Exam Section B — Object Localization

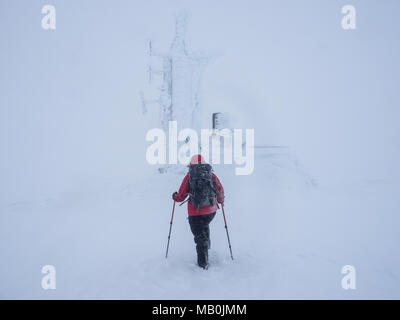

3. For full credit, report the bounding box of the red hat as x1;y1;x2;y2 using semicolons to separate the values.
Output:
190;154;206;165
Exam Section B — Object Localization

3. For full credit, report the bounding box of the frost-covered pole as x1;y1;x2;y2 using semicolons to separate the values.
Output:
141;12;212;171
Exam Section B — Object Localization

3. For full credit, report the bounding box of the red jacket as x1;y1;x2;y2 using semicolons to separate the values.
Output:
173;173;225;216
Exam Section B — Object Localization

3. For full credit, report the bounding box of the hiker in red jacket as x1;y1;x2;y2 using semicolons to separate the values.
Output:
172;154;224;269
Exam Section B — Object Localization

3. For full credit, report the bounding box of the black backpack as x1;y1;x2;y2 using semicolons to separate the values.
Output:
188;163;217;212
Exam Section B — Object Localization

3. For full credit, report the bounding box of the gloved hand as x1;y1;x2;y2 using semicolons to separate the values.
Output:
172;192;177;201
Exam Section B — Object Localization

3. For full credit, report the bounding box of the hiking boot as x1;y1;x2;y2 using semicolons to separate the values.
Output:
197;247;209;269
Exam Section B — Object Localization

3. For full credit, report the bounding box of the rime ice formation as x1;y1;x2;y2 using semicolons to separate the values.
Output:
141;13;211;136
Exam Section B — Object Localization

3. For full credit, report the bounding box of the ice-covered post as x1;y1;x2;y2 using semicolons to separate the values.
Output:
141;12;213;171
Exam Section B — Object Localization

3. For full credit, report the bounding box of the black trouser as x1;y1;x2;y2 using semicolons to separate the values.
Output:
188;212;216;267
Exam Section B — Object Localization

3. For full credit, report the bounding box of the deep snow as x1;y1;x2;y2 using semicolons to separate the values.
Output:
1;0;400;299
1;150;399;299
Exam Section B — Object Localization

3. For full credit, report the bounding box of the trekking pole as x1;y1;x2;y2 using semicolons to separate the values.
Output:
221;203;234;260
165;200;176;259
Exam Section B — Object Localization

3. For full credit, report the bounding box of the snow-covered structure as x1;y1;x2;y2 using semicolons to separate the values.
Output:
141;12;211;137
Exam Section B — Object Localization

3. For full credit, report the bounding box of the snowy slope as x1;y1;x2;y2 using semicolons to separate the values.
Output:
1;150;399;299
1;0;400;299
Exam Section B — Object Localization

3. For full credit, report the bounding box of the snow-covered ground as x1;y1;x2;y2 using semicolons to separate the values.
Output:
1;0;400;299
1;151;399;299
